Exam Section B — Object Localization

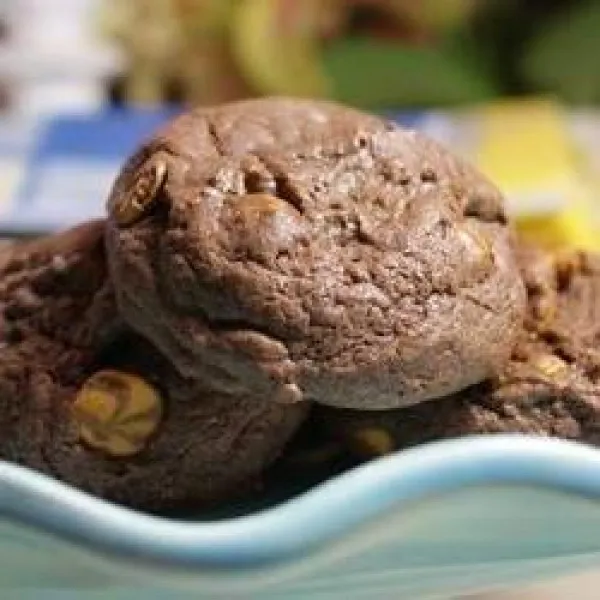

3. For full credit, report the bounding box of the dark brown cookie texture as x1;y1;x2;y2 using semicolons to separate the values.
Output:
0;220;115;470
47;331;307;511
105;97;525;410
0;220;306;511
317;246;600;457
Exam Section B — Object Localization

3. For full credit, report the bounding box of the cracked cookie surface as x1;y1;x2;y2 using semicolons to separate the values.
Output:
106;97;526;410
317;245;600;454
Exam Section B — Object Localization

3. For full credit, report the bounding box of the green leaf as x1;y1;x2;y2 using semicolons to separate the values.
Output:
522;1;600;104
322;37;497;109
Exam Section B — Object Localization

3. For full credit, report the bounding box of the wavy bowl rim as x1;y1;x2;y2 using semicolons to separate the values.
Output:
2;434;600;569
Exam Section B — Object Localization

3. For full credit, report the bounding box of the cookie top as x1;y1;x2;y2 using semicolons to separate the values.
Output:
105;97;525;409
317;246;600;455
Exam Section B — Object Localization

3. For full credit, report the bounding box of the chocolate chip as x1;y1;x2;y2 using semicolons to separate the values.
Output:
420;168;437;183
354;134;369;149
244;170;277;195
4;323;23;343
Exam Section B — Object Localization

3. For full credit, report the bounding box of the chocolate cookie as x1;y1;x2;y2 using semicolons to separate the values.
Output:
105;97;525;410
317;246;600;456
0;221;307;510
0;220;116;468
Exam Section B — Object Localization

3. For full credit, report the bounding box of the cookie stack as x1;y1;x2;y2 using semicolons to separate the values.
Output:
1;98;598;511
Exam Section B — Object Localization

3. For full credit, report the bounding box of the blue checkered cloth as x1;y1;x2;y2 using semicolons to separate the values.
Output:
0;108;436;234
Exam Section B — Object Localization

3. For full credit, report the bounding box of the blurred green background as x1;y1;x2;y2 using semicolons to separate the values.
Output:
95;0;600;109
3;0;600;112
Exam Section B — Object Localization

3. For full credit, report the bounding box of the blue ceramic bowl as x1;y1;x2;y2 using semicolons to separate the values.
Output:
2;434;600;599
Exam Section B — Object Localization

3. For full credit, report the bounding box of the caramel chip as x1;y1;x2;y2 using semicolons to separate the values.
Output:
113;159;167;226
72;370;163;457
350;427;395;457
532;354;569;382
234;193;288;217
456;223;494;270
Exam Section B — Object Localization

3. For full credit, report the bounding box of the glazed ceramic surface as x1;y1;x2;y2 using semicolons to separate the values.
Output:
2;435;600;599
